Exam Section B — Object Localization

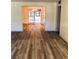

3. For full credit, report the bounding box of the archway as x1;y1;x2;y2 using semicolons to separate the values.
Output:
22;6;45;32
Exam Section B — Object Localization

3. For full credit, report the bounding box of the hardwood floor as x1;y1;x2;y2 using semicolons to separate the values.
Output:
23;24;45;32
11;25;68;59
11;31;67;59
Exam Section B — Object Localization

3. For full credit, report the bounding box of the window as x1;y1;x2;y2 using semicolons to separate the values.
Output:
29;11;34;17
29;9;41;24
29;11;34;23
35;11;40;17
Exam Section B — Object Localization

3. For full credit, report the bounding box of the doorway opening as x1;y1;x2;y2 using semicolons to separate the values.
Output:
22;6;45;32
57;6;61;34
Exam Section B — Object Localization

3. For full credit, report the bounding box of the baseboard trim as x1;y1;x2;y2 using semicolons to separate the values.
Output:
11;31;23;32
44;31;59;34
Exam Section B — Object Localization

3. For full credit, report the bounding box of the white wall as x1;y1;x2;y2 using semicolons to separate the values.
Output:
11;4;23;31
60;0;68;42
11;2;57;31
45;3;57;31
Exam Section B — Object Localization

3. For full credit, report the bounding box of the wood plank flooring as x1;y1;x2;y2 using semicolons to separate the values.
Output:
23;24;45;32
11;31;67;59
11;24;67;59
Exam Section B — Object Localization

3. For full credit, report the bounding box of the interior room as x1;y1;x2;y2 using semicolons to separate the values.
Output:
11;0;68;59
22;6;45;31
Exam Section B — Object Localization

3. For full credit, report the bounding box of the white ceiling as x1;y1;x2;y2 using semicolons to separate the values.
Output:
11;0;59;2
